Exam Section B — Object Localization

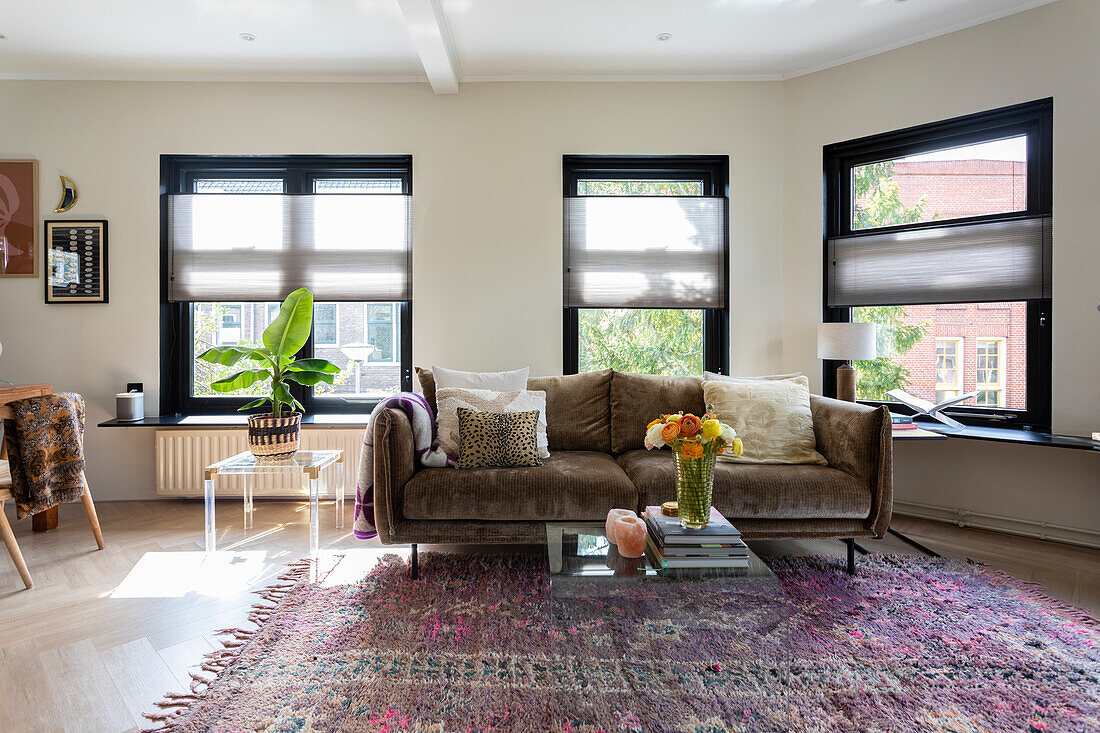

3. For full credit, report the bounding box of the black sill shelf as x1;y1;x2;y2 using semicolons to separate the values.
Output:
98;414;371;428
916;422;1100;452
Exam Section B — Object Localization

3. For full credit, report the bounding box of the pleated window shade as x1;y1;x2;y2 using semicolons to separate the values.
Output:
827;216;1051;307
563;196;728;309
167;193;411;302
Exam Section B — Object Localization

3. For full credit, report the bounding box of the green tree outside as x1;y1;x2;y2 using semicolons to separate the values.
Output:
579;308;703;375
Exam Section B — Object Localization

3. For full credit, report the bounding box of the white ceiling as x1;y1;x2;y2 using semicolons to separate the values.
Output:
0;0;1060;87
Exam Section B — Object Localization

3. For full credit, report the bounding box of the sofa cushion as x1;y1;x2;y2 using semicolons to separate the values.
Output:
616;449;871;520
528;370;612;453
610;372;705;454
403;451;636;521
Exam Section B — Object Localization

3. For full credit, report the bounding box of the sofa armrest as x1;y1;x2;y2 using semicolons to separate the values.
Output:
810;395;893;537
372;407;418;544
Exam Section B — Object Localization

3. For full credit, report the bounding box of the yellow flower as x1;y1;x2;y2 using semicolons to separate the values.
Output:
700;419;720;442
646;418;662;430
665;414;682;423
732;438;744;456
680;441;704;459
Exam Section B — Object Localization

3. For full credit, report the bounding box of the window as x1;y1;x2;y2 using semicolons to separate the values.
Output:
824;100;1052;429
562;156;729;376
935;338;962;402
853;304;1028;410
852;136;1027;230
365;304;398;363
313;303;338;346
976;337;1006;407
217;305;243;345
161;156;412;414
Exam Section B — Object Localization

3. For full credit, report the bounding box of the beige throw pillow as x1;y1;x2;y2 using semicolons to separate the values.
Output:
703;379;827;465
703;371;805;383
436;387;549;460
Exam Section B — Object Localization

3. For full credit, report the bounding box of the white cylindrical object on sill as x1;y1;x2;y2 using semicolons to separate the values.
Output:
817;322;877;361
116;392;144;422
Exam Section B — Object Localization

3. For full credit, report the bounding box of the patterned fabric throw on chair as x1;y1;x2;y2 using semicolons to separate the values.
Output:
3;393;88;518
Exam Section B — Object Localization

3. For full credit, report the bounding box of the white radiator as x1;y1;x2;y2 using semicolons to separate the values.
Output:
155;428;364;498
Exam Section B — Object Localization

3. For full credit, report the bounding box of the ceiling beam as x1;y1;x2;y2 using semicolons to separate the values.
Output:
396;0;460;94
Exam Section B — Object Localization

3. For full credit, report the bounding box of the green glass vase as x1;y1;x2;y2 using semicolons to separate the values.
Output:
674;450;716;529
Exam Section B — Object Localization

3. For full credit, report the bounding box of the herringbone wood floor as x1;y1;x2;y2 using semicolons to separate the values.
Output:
1;500;1097;733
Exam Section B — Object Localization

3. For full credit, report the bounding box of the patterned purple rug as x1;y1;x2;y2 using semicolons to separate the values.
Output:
146;553;1099;732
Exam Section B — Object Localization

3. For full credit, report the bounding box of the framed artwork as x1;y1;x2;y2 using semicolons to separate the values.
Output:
0;159;39;277
45;220;108;303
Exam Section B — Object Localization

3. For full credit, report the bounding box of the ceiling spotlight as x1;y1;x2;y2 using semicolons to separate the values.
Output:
656;32;672;42
238;32;257;42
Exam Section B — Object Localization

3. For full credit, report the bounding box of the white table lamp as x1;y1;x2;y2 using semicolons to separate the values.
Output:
818;323;877;402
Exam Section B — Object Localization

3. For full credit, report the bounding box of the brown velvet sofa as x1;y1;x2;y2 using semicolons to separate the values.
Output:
372;370;892;562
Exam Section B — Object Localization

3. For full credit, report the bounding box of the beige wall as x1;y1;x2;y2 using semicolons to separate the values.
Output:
0;0;1095;538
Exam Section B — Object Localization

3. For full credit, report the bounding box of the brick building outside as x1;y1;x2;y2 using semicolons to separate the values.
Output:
855;149;1029;409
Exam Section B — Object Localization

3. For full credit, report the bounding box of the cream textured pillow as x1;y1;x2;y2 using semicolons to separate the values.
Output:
436;387;549;460
703;379;827;465
703;371;806;384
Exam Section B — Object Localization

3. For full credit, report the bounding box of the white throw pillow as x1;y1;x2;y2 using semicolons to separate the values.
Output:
436;387;549;460
432;365;530;392
703;379;827;465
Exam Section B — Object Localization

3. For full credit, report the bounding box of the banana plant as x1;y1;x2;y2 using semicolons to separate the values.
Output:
197;288;341;417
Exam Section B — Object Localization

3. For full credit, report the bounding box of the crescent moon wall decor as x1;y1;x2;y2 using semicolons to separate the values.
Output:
54;175;77;213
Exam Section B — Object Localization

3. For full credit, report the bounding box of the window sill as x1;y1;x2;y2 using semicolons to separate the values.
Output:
912;422;1099;452
97;414;371;428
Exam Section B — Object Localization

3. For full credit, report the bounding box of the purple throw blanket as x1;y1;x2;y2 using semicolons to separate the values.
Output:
354;392;450;540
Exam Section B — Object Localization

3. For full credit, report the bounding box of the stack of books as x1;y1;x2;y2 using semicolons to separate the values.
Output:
642;505;749;569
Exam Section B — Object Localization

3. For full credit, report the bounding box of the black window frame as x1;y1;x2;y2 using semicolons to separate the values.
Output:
822;99;1052;430
562;155;730;376
160;155;413;416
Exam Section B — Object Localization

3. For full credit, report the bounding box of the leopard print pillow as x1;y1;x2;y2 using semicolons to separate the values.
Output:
456;407;543;469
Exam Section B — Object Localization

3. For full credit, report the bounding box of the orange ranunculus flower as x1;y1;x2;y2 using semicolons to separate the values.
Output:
680;440;704;459
679;414;702;439
660;422;680;442
647;418;662;430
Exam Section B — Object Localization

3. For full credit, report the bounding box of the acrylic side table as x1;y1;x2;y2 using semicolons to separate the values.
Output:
203;450;344;555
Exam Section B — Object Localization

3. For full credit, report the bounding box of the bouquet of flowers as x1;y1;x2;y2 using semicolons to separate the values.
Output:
643;409;742;458
643;408;742;528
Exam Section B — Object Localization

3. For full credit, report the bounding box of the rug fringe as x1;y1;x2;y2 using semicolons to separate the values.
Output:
981;566;1099;627
139;557;326;732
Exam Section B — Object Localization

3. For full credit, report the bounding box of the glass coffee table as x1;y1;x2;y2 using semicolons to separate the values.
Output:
545;522;777;603
203;450;345;555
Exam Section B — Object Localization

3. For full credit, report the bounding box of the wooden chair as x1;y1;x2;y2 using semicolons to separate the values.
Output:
0;403;104;589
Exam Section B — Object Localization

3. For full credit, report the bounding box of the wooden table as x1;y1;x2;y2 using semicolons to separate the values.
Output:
0;383;58;531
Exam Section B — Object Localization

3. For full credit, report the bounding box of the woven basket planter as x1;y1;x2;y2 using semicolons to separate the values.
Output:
247;413;302;463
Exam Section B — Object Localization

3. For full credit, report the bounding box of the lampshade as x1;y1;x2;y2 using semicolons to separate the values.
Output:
818;322;877;361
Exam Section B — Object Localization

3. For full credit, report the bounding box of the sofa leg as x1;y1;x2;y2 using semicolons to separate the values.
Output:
844;538;855;575
410;543;418;580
